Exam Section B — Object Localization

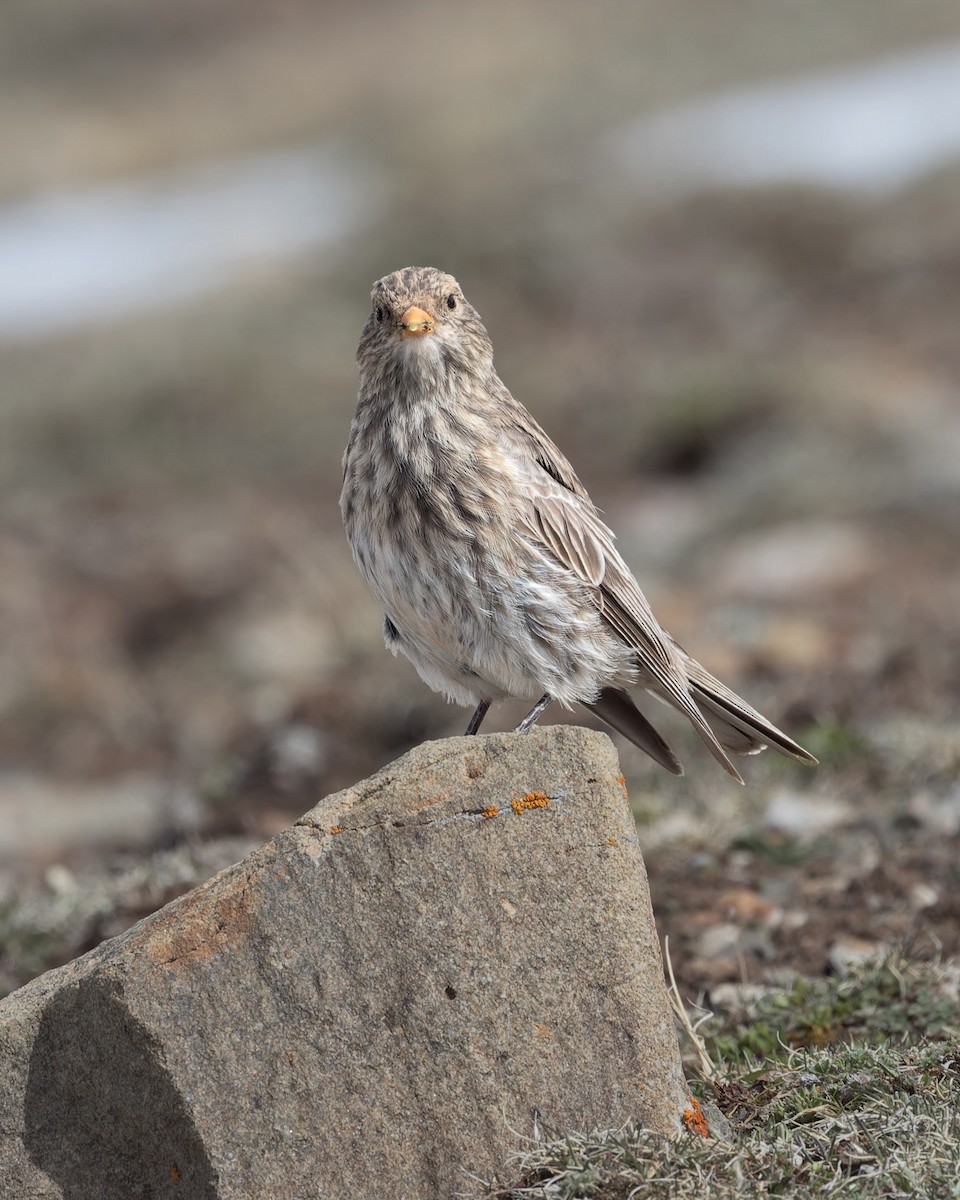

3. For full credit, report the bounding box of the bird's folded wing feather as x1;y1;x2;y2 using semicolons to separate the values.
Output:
672;638;818;764
505;410;681;688
506;407;744;780
522;486;695;707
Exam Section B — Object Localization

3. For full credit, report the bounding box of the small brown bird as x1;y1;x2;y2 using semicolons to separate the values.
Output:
341;266;816;782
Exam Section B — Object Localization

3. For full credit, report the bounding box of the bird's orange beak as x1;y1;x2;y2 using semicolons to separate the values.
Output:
399;305;435;337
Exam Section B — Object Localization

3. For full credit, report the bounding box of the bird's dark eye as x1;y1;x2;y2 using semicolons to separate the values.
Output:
446;294;457;310
375;305;385;323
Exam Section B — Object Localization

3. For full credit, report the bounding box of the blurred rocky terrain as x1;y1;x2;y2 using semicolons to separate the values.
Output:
1;0;958;999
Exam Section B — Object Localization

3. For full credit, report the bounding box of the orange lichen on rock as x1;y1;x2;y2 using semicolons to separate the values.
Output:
146;879;256;969
510;791;550;814
608;837;617;846
618;773;628;797
329;826;343;835
683;1097;710;1138
481;805;500;820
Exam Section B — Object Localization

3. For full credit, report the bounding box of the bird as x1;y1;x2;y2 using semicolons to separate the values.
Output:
340;266;817;782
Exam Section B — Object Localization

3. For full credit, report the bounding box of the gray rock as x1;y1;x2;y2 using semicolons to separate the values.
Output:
0;726;688;1199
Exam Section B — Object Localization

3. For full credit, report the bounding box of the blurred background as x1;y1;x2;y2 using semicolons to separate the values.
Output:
2;1;959;997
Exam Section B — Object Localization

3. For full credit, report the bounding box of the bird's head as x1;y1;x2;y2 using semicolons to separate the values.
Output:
356;266;494;390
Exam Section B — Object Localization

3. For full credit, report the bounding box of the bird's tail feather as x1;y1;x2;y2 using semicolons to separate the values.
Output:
583;688;684;777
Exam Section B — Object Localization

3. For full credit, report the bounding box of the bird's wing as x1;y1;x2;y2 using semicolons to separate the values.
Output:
528;488;608;587
504;405;744;781
500;395;594;496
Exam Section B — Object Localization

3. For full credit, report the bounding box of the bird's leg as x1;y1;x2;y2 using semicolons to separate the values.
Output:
515;694;553;733
464;699;491;736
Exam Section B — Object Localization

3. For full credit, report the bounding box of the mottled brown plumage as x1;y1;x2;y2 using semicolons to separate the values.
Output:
341;266;816;781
